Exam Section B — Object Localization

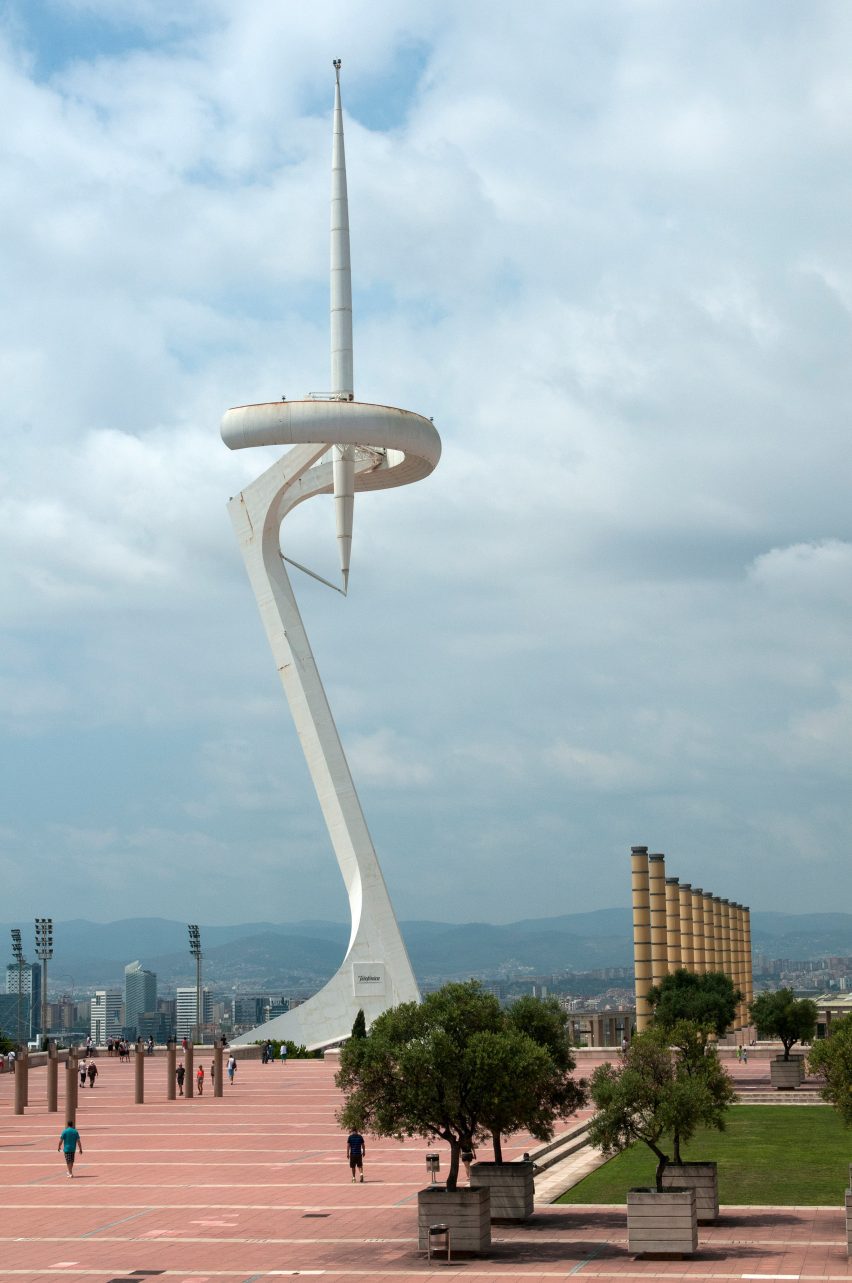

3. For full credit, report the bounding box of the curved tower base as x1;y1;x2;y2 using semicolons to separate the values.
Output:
228;441;423;1050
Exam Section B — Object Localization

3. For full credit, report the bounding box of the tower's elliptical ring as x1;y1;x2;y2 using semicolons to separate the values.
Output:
225;63;440;1049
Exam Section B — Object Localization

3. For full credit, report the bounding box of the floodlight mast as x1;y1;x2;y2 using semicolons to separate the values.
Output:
221;61;441;1049
11;929;24;1045
34;917;53;1046
188;924;202;1045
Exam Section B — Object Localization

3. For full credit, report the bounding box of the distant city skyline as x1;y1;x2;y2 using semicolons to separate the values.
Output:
1;4;851;925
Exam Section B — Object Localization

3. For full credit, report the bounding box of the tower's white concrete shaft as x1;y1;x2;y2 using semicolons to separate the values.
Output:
331;59;355;592
224;64;441;1049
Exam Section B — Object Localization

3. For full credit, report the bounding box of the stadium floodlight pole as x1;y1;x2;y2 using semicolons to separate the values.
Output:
34;917;53;1046
11;929;24;1045
188;925;202;1045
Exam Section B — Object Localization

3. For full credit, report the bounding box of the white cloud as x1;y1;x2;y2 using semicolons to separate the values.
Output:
1;2;851;922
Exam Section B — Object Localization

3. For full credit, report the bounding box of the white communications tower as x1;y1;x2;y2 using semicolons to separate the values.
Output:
224;62;441;1048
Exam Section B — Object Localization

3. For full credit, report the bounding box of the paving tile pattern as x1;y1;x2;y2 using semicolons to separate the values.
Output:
1;1052;849;1282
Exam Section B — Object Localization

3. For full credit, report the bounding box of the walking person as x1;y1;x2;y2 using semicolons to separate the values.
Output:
227;1054;237;1085
347;1129;366;1183
176;1062;185;1095
79;1059;87;1088
279;1042;288;1068
87;1061;98;1088
58;1120;83;1177
196;1065;204;1096
461;1141;476;1183
6;1048;15;1073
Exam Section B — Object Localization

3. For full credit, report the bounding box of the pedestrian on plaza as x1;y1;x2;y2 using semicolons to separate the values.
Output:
7;1049;15;1073
461;1142;476;1183
176;1062;185;1095
79;1059;87;1087
279;1042;288;1068
736;1045;742;1061
57;1120;83;1177
182;1036;188;1052
347;1130;365;1183
196;1065;204;1096
85;1036;93;1055
261;1044;268;1065
147;1036;154;1056
87;1062;98;1088
227;1054;237;1085
742;1047;749;1064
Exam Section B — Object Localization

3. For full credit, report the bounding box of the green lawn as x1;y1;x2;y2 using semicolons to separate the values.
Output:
558;1106;852;1205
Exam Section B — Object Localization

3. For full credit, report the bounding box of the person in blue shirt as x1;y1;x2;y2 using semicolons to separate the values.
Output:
347;1131;365;1182
58;1121;83;1177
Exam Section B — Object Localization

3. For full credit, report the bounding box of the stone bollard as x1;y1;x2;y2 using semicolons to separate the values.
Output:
166;1040;176;1101
65;1055;78;1125
20;1048;29;1107
214;1040;224;1099
47;1042;59;1113
135;1040;144;1105
185;1043;194;1098
14;1053;26;1115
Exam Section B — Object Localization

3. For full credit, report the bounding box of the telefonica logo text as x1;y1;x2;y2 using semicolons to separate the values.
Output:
358;974;381;983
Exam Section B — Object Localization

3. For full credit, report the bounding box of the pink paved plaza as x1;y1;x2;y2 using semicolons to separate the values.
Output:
1;1053;850;1282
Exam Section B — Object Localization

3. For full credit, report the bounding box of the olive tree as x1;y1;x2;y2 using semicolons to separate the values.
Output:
587;1022;735;1190
648;968;741;1038
808;1014;852;1126
336;981;586;1189
749;989;817;1061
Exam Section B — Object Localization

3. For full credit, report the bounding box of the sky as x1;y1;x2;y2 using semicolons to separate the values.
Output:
1;0;851;932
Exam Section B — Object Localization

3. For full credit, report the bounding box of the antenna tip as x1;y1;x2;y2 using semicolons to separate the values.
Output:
333;58;342;78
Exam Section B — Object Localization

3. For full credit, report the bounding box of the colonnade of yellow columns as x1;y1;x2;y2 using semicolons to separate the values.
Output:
630;847;752;1035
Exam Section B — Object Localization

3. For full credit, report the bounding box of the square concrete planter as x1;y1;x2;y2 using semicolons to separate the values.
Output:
417;1185;491;1254
661;1162;719;1223
770;1056;804;1090
627;1187;698;1257
469;1160;534;1220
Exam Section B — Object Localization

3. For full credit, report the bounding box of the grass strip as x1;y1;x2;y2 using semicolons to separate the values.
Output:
557;1105;852;1206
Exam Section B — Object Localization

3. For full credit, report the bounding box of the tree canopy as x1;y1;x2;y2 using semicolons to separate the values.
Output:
335;982;586;1189
587;1021;735;1190
749;989;817;1061
648;968;741;1038
807;1014;852;1126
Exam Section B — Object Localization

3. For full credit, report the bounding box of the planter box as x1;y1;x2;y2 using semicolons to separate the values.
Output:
661;1162;719;1224
770;1057;804;1090
845;1188;852;1259
417;1185;491;1255
469;1160;534;1220
627;1187;697;1257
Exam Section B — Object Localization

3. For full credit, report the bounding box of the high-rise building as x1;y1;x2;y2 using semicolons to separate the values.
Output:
124;961;157;1035
90;990;123;1045
5;961;42;1037
175;987;212;1041
0;992;31;1043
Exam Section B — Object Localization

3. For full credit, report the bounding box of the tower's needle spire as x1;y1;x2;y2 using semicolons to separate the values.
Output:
331;58;354;594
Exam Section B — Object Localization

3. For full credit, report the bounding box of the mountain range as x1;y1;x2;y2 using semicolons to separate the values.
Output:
2;909;851;994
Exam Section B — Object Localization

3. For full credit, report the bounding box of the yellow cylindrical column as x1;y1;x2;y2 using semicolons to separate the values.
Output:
631;846;652;1031
733;903;746;1036
703;892;716;970
65;1054;78;1126
743;906;754;1033
665;877;681;971
185;1043;194;1099
720;899;732;982
678;882;694;970
691;888;705;972
649;854;668;988
712;896;724;974
214;1040;224;1099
